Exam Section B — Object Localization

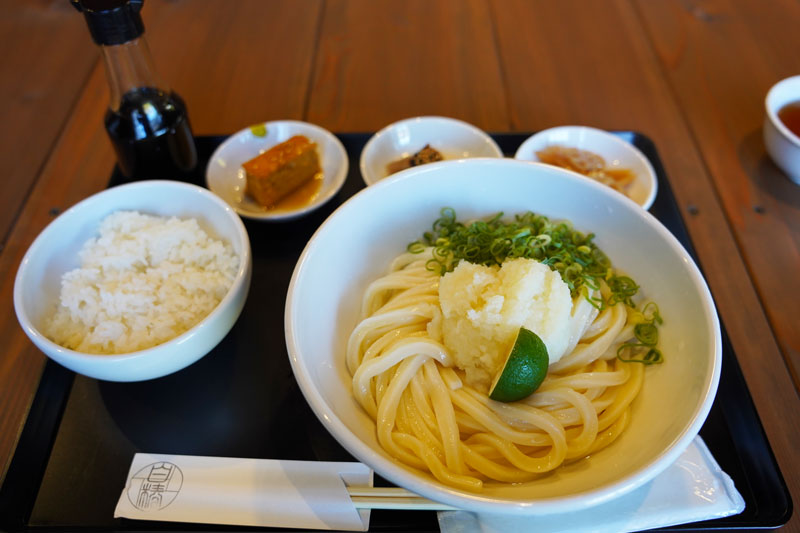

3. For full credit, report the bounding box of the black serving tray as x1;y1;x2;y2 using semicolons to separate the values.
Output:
0;133;791;532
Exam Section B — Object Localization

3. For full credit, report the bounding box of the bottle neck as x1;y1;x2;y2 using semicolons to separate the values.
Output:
101;36;168;110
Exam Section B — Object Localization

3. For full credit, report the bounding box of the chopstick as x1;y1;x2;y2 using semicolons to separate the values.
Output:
347;486;460;511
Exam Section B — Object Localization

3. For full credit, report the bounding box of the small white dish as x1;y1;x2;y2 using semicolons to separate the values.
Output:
359;116;503;186
514;126;658;210
764;75;800;185
206;120;348;220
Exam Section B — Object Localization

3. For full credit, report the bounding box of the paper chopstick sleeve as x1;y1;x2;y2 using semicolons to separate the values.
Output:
114;453;373;531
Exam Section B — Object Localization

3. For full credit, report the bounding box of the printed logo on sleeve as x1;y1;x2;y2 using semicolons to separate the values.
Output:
127;461;184;511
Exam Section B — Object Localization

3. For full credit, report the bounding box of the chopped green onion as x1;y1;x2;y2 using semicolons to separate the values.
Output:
408;208;665;365
410;208;617;301
634;323;659;345
617;303;664;364
617;344;664;365
407;241;426;254
607;276;639;307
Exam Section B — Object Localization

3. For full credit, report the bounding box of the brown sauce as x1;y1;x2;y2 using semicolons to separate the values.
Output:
778;101;800;138
269;172;323;211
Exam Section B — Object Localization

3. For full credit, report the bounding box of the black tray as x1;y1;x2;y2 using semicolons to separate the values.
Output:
0;133;791;532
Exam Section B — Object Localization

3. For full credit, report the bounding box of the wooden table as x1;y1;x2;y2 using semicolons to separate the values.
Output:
1;0;798;529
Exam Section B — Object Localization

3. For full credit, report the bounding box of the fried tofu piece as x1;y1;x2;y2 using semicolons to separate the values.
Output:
243;135;320;207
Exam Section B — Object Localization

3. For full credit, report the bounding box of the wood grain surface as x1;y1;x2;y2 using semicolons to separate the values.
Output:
307;0;509;131
0;0;99;246
637;0;800;383
144;0;323;133
1;0;797;530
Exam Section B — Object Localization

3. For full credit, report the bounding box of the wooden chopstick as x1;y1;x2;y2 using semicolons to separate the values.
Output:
346;486;460;511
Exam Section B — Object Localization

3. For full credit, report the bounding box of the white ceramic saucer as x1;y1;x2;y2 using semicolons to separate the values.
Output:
206;120;348;221
515;125;658;210
359;116;502;186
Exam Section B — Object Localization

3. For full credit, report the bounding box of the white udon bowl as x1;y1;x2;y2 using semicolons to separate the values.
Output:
764;75;800;185
286;158;721;514
14;180;252;382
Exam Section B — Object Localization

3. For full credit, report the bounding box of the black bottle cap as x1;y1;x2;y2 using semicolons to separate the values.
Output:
71;0;145;46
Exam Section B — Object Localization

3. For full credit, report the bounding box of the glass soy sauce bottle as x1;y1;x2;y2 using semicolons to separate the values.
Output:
72;0;197;180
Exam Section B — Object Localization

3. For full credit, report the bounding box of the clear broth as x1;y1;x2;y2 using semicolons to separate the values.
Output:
777;101;800;138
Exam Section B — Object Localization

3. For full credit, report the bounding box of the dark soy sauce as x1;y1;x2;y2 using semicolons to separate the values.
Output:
105;87;197;180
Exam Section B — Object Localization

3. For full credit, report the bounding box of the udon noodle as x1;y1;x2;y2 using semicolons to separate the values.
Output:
346;211;660;491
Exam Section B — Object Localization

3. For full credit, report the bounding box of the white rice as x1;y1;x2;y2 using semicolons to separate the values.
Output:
44;210;240;355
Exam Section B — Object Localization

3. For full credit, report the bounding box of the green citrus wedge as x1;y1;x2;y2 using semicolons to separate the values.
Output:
489;327;549;403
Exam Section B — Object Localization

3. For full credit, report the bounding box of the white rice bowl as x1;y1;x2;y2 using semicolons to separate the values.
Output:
14;180;251;382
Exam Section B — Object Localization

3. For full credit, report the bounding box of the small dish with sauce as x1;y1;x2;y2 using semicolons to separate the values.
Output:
206;120;348;220
359;116;503;186
514;126;658;210
764;75;800;185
